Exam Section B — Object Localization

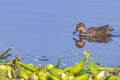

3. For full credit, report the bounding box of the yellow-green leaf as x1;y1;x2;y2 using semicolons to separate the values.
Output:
75;74;89;80
37;70;48;80
61;72;69;80
107;76;117;80
68;59;86;74
30;72;39;80
89;58;98;76
47;67;62;79
19;70;29;79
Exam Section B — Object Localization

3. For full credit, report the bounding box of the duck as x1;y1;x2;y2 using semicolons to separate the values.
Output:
73;36;112;48
73;22;114;37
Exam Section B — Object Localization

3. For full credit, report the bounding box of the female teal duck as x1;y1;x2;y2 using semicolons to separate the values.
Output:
73;22;114;37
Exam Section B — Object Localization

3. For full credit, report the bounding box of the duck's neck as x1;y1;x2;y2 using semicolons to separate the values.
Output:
80;29;86;36
82;29;86;32
80;29;86;33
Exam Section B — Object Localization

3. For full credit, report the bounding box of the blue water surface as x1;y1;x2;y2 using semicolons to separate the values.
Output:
0;0;120;67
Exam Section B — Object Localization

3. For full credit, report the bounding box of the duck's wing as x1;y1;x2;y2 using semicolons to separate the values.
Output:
98;25;114;31
87;24;113;36
87;24;109;31
87;24;114;32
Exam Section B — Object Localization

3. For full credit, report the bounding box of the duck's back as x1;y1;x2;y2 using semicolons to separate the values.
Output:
86;25;113;37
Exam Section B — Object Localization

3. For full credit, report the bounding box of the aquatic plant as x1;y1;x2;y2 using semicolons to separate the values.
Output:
0;48;120;80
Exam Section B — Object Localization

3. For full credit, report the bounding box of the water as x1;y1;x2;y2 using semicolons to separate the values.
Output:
0;0;120;67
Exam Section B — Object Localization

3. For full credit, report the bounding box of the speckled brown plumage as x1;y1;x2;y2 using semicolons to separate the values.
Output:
73;22;114;37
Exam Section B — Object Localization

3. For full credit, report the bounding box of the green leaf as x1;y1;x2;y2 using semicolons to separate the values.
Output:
83;50;90;64
68;58;86;74
16;62;38;72
61;72;69;80
75;74;89;80
107;76;117;80
54;57;61;68
29;72;39;80
36;70;48;80
19;70;29;79
117;76;120;80
0;47;11;59
76;69;88;76
47;67;62;79
89;58;98;76
0;70;7;79
46;64;54;69
48;74;60;80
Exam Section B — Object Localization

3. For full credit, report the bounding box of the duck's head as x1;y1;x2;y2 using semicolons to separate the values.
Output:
73;23;86;34
73;38;85;48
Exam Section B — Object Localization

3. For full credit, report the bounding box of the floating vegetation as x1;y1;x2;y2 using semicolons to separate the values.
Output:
37;56;49;61
0;48;120;80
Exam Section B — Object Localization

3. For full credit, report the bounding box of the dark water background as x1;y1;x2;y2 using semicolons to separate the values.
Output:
0;0;120;67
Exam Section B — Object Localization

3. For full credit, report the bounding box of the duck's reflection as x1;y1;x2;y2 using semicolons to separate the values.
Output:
73;36;112;48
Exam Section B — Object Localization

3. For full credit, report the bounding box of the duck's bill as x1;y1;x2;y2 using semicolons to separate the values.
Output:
72;38;77;41
73;30;78;34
